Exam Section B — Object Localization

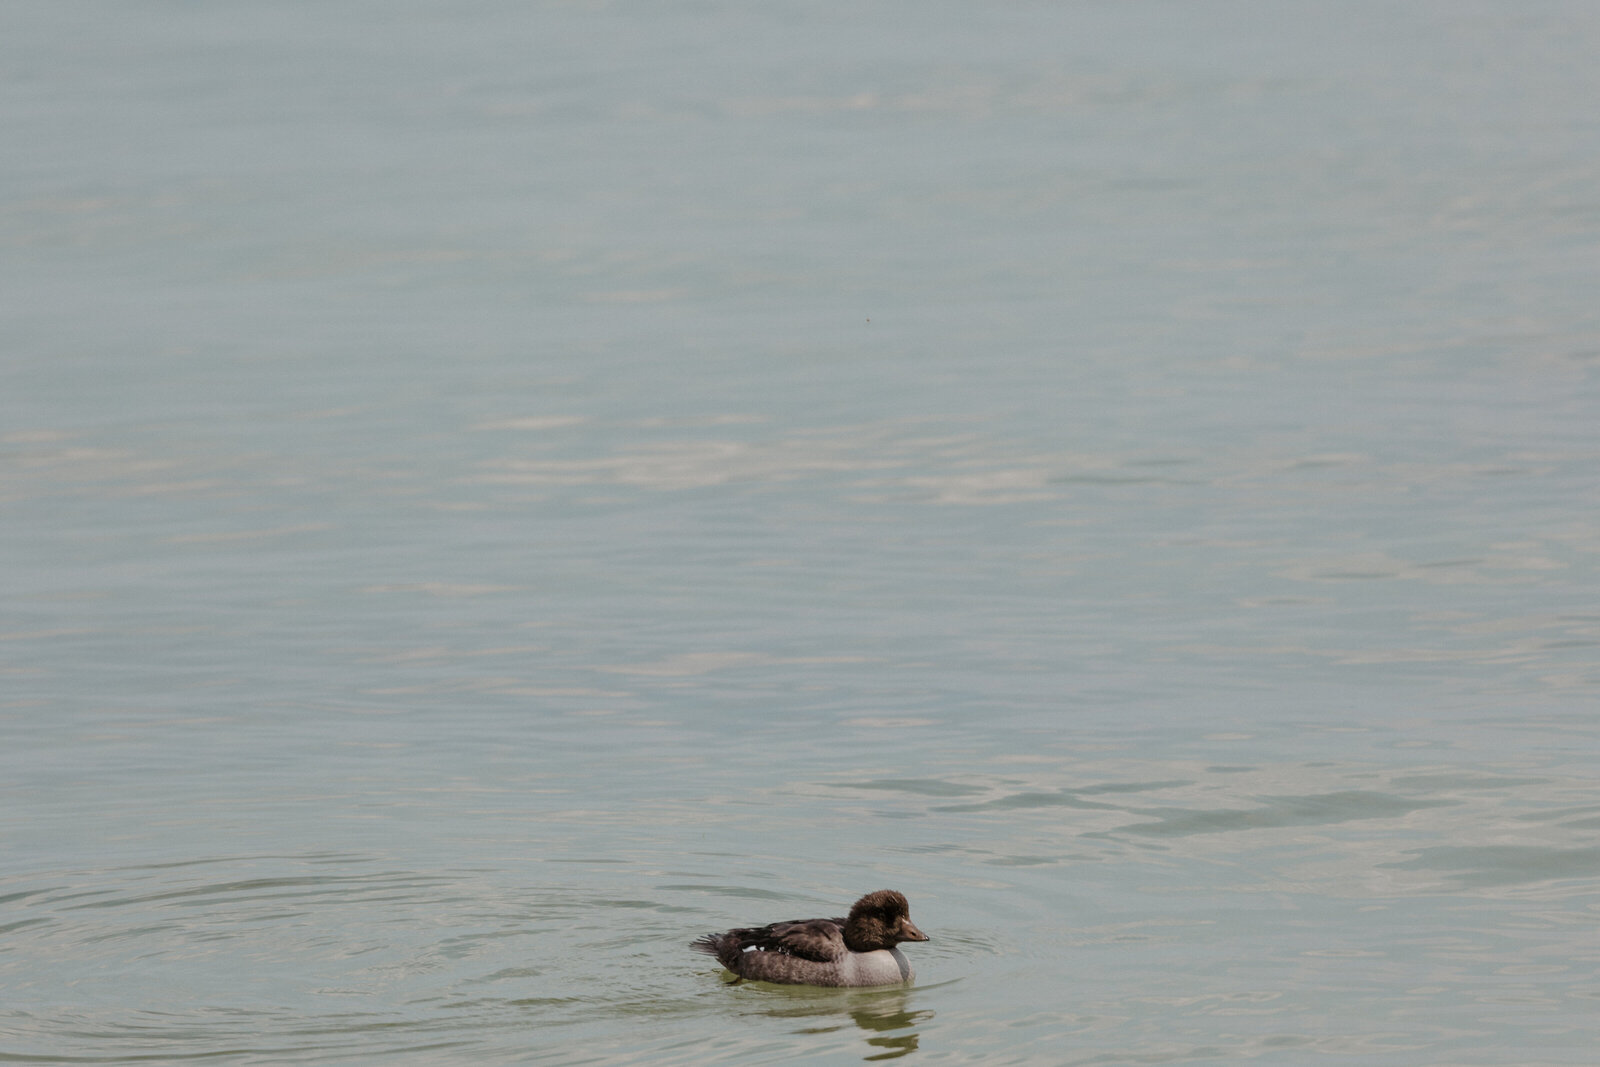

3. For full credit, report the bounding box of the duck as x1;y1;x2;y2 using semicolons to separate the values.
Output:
691;889;929;987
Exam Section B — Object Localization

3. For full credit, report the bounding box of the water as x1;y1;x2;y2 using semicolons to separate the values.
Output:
3;1;1599;1063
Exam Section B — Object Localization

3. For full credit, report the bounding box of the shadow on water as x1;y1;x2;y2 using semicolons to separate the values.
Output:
725;982;934;1061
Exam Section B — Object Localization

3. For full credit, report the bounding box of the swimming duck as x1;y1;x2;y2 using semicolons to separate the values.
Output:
691;889;929;987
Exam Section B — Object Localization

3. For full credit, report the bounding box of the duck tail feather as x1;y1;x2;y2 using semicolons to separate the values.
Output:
691;932;741;971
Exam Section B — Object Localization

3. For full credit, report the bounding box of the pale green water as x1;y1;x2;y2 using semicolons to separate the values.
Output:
3;1;1599;1063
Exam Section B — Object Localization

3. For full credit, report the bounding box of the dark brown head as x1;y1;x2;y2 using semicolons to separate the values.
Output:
842;889;930;952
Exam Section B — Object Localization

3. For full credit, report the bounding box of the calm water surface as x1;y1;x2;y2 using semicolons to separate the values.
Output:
4;1;1599;1063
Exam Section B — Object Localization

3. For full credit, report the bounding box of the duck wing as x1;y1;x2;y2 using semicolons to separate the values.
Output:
739;916;849;963
692;915;850;972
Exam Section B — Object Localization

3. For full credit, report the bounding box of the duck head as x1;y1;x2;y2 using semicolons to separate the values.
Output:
842;889;930;952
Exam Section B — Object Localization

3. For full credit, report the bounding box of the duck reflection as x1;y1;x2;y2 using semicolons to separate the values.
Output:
848;991;929;1060
733;985;932;1060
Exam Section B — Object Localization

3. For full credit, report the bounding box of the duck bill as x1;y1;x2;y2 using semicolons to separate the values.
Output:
899;919;930;942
